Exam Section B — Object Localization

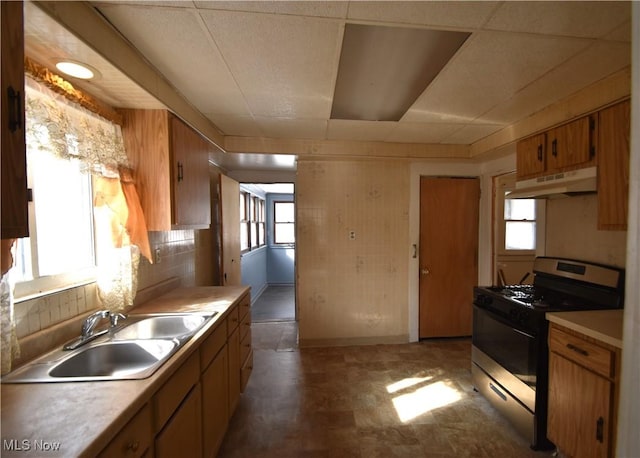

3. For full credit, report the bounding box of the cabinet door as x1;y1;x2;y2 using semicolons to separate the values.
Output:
170;115;211;227
548;352;612;458
1;0;28;239
202;346;228;458
597;100;630;230
547;116;593;171
156;383;203;458
516;133;546;179
228;325;241;416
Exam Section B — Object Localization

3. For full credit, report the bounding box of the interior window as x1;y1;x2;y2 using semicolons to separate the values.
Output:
274;201;295;245
496;173;540;255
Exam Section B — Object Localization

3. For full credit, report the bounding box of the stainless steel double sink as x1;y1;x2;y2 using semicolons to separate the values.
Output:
1;312;217;383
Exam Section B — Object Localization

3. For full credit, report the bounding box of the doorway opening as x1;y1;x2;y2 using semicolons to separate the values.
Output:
239;183;296;323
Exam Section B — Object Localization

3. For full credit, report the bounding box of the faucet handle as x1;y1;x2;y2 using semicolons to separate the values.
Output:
110;313;127;328
81;309;110;337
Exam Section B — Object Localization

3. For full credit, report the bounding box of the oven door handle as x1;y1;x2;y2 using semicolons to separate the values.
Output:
489;382;507;402
511;327;535;340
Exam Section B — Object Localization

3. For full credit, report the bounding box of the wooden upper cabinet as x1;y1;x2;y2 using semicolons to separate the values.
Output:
515;114;596;180
546;116;595;172
1;0;28;239
120;109;211;231
516;133;546;179
597;100;630;230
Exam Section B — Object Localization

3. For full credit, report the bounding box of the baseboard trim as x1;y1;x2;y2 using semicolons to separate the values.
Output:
299;334;409;348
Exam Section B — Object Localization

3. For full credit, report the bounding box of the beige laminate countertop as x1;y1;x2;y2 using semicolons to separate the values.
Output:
0;285;250;458
546;309;624;349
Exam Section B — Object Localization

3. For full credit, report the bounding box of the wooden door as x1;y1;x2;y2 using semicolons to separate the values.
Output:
548;352;612;458
202;347;228;458
220;174;241;285
516;133;546;179
155;383;203;458
597;100;630;230
419;177;479;338
170;115;211;227
547;116;592;171
1;0;28;239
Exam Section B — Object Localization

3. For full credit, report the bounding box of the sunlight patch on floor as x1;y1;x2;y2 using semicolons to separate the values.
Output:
389;379;462;423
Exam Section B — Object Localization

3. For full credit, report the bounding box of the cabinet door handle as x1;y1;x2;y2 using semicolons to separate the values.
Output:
596;416;604;443
177;161;184;182
566;343;589;357
551;139;558;157
537;144;543;162
7;86;22;132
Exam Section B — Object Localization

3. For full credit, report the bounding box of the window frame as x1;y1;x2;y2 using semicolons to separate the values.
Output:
240;191;266;253
273;200;295;245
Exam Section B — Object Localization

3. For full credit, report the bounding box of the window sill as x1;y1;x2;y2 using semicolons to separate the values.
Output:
13;269;97;303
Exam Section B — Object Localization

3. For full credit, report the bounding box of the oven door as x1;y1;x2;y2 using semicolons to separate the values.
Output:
472;305;538;411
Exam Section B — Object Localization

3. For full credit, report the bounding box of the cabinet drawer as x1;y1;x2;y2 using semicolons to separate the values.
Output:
154;351;200;432
549;326;614;378
240;309;251;341
200;320;227;370
240;326;252;365
99;404;152;458
238;294;250;321
240;349;253;393
227;306;240;336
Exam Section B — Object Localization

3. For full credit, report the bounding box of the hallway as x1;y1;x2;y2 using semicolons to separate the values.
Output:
251;286;295;322
218;322;551;457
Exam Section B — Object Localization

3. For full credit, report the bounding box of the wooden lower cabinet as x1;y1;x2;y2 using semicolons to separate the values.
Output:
202;344;229;458
548;324;619;458
99;293;252;457
99;404;153;458
155;383;202;458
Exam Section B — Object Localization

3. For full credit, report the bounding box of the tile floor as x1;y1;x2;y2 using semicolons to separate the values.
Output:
218;322;554;458
251;286;296;322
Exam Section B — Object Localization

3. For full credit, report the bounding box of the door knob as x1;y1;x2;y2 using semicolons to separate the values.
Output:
421;268;430;275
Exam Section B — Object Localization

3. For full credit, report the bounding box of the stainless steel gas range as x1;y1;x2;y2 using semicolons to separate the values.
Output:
472;257;625;450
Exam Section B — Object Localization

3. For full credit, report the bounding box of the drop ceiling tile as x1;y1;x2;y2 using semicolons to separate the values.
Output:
200;10;342;118
255;118;328;140
326;120;398;142
479;40;631;124
441;123;503;144
385;122;462;144
205;114;265;137
405;32;591;123
347;1;500;29
485;1;631;38
97;4;251;116
194;1;349;18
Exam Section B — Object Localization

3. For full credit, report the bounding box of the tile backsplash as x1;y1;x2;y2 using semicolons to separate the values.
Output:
14;283;98;340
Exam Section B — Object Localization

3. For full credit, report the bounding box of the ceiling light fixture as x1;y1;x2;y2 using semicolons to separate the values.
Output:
55;60;97;80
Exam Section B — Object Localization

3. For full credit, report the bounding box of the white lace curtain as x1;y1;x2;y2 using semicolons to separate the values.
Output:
1;77;150;373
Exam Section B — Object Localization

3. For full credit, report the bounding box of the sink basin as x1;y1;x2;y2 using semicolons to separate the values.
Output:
1;312;217;383
49;340;177;379
113;313;215;340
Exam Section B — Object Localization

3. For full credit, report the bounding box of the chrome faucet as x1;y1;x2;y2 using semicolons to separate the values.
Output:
81;310;111;338
63;310;111;351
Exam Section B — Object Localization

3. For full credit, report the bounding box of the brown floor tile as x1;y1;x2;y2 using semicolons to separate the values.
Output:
218;322;554;458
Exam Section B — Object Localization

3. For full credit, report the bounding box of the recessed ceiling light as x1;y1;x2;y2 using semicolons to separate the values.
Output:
55;61;97;80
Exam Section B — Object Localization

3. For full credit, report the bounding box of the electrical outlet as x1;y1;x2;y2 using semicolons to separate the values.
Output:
349;230;356;240
154;247;161;264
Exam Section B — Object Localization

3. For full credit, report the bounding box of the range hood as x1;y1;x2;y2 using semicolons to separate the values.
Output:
506;166;597;199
